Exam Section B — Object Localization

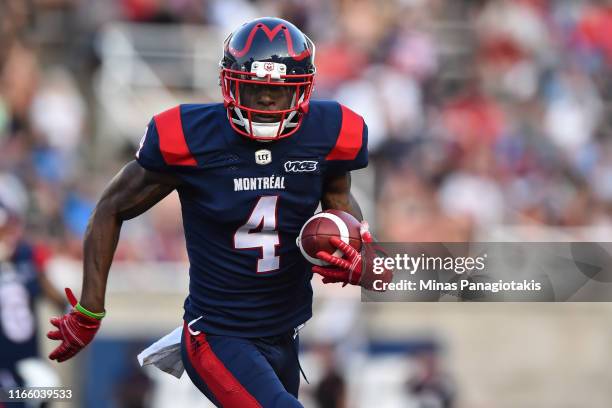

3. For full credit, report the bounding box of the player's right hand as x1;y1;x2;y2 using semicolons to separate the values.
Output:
47;288;102;362
312;221;393;290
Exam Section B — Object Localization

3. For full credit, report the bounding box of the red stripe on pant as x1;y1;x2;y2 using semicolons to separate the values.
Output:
184;323;262;407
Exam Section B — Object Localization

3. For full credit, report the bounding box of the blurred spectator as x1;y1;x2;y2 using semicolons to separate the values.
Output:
314;344;347;408
0;193;65;395
1;40;40;134
30;66;86;156
406;348;455;408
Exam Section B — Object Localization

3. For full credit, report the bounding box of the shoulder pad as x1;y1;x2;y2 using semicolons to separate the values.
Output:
325;104;364;161
153;105;197;166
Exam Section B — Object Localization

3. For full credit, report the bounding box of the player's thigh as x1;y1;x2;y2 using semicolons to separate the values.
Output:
181;324;303;408
255;334;301;398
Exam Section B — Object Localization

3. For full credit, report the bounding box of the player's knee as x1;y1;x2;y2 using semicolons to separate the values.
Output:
270;391;304;408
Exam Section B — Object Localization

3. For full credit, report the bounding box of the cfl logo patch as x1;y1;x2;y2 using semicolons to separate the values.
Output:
284;160;318;173
255;149;272;165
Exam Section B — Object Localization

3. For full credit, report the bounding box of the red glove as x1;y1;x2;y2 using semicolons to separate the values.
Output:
47;288;102;362
312;222;392;290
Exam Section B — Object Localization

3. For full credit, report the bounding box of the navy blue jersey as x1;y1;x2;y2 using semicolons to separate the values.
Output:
135;101;368;337
0;242;42;369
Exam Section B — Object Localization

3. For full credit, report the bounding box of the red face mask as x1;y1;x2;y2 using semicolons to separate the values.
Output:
220;61;315;141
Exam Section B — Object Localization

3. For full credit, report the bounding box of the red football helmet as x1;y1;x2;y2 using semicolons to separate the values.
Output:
219;17;316;141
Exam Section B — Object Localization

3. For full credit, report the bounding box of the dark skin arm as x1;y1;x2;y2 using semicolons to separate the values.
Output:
79;161;181;312
317;171;381;286
321;172;363;221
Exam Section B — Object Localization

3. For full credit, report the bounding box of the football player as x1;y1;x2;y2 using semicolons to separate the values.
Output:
0;198;65;407
47;17;381;407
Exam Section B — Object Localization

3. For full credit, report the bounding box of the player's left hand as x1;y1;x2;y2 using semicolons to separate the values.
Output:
47;288;102;362
312;221;392;290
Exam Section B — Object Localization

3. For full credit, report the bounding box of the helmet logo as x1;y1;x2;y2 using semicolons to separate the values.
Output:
255;149;272;165
264;62;274;72
229;23;311;61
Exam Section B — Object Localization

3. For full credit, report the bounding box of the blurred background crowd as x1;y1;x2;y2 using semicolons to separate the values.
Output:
3;0;612;258
3;0;612;261
2;0;612;407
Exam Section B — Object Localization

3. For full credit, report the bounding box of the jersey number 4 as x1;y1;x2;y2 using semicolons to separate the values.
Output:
234;196;280;273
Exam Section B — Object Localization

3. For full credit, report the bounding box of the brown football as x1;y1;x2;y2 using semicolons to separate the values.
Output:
297;210;362;266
